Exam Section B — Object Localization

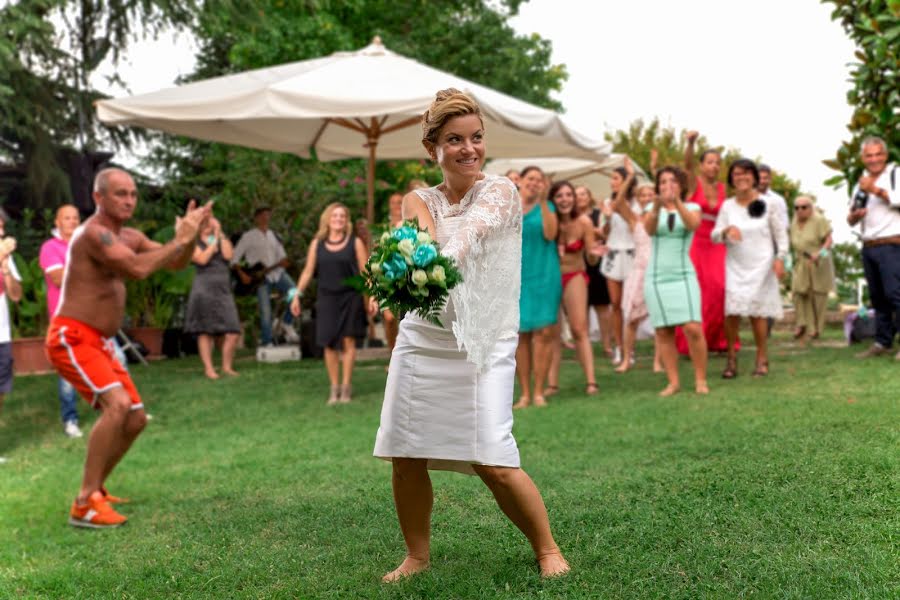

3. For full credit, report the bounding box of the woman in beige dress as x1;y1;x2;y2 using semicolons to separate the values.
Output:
789;197;833;339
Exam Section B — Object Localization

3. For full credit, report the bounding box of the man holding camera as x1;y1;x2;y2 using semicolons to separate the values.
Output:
847;136;900;359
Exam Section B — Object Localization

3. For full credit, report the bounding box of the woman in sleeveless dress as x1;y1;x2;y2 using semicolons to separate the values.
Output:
373;89;569;582
601;168;638;365
644;166;709;396
577;185;613;357
675;132;734;355
514;166;561;407
290;203;376;404
184;216;241;379
380;191;405;355
611;161;659;374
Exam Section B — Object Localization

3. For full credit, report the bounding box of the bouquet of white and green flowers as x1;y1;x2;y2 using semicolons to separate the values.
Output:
353;220;462;326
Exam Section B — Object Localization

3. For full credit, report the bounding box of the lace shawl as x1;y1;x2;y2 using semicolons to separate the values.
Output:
415;175;522;372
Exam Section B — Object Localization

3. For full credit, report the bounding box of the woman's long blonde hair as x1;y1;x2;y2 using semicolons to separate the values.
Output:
315;202;352;241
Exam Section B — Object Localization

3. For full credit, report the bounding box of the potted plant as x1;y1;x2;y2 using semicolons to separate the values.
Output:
10;255;54;374
125;267;193;357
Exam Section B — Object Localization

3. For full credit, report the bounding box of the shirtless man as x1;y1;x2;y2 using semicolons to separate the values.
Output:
45;167;210;528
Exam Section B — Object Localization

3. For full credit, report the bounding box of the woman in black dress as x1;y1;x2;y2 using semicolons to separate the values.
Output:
290;203;376;404
576;185;613;357
184;216;242;379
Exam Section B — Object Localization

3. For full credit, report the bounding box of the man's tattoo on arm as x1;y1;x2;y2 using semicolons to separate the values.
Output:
99;231;114;246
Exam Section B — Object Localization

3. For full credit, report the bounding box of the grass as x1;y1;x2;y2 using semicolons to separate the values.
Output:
0;331;897;599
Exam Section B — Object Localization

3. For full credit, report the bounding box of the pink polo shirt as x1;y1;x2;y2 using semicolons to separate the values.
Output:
39;235;69;316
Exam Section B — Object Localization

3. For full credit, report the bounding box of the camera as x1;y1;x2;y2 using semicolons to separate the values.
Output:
852;189;868;211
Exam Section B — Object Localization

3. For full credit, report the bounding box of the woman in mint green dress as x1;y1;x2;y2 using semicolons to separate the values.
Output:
515;166;561;408
644;166;708;396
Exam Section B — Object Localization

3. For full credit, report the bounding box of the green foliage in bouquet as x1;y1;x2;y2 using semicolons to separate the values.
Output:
350;220;461;327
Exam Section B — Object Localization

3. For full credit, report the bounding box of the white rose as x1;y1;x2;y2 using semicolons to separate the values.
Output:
411;269;429;287
417;232;432;245
398;238;415;257
370;262;382;274
380;231;390;244
428;265;446;284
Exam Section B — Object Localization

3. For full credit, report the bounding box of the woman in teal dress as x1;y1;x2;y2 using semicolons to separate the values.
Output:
515;166;562;408
644;166;708;396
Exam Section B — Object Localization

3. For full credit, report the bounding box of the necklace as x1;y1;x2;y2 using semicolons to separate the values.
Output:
326;232;347;245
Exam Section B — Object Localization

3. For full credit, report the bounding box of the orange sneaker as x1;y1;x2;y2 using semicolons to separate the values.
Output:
100;486;129;504
69;491;127;529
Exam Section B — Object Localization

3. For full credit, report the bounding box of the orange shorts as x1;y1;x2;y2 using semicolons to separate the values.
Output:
45;316;143;411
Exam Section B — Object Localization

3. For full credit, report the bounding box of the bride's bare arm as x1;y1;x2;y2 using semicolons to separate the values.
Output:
402;192;437;239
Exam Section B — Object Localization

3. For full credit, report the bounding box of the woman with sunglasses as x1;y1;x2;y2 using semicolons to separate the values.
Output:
789;196;833;340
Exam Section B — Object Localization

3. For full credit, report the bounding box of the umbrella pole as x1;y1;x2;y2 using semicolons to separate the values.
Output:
367;134;377;223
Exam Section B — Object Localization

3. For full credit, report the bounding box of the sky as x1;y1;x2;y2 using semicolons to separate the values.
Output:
92;0;859;240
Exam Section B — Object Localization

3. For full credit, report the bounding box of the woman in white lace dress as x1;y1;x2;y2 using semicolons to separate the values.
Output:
711;159;787;378
373;89;569;582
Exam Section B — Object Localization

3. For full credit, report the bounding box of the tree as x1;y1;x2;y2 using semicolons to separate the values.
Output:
192;0;564;110
0;0;195;212
831;241;865;302
604;118;804;209
822;0;900;192
148;0;569;263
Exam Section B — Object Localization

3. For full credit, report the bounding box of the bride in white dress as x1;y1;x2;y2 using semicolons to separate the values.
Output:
373;89;569;582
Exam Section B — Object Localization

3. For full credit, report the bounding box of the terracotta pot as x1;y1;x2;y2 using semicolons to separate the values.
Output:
124;327;165;358
12;336;55;375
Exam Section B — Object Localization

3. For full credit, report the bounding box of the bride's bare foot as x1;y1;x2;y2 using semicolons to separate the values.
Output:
695;380;709;394
658;383;679;397
653;362;664;373
382;556;430;583
513;396;530;410
533;395;548;407
537;550;570;578
204;369;219;380
614;362;629;373
222;368;239;377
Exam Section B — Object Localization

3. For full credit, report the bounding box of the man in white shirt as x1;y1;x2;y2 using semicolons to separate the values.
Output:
0;209;23;426
758;165;790;336
758;165;789;237
232;207;297;346
847;136;900;359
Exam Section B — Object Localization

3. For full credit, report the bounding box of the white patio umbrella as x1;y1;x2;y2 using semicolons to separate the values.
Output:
484;155;649;201
96;36;612;222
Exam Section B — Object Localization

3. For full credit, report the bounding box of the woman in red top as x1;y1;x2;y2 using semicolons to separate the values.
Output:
552;181;604;394
675;131;735;354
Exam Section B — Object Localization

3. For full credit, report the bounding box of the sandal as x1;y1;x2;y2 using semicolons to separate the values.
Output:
752;361;769;377
722;357;738;379
585;382;599;395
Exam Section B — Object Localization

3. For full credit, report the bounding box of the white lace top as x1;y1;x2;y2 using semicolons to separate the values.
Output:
414;175;522;372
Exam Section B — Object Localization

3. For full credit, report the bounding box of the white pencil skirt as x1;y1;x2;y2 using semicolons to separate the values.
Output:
373;314;520;475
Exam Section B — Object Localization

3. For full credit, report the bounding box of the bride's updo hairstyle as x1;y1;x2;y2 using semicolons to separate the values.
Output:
421;88;484;154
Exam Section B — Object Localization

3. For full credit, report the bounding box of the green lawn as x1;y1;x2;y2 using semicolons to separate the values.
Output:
1;333;898;599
